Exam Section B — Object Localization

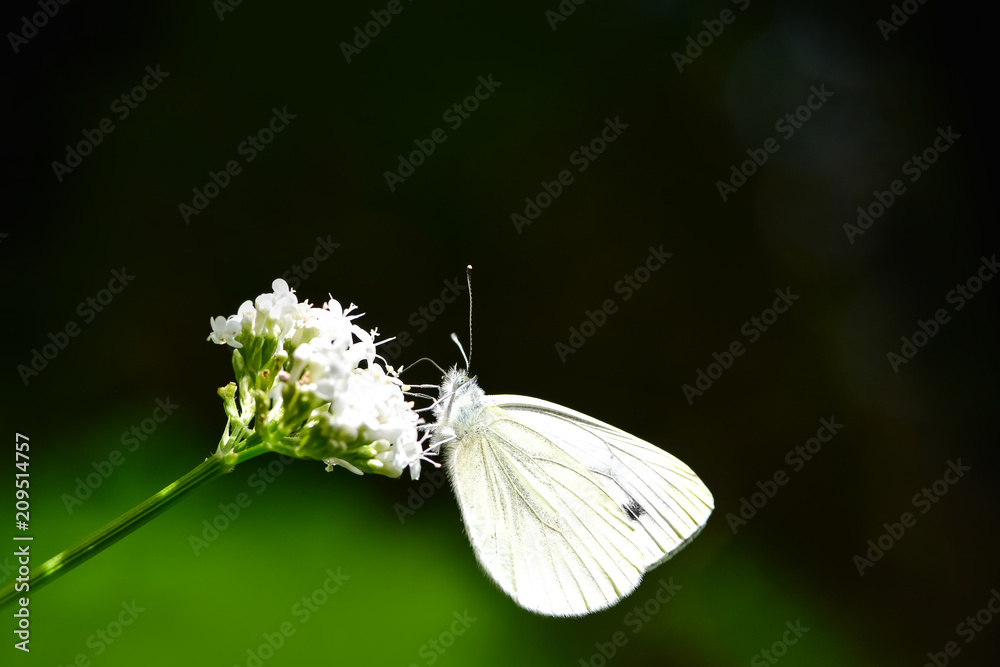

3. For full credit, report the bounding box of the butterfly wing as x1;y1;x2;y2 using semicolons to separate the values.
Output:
445;405;650;616
445;395;712;617
488;395;714;572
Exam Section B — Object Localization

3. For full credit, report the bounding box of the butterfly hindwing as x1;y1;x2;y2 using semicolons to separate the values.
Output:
445;404;650;617
435;365;713;617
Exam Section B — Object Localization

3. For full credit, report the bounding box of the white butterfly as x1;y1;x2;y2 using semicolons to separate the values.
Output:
429;363;714;617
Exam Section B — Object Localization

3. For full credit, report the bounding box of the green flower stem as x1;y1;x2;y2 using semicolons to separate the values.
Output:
0;444;273;609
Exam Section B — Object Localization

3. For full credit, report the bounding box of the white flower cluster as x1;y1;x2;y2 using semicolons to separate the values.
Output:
322;364;424;479
208;279;351;353
208;279;424;479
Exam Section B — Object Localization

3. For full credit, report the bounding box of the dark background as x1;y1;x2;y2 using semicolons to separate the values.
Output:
3;0;997;665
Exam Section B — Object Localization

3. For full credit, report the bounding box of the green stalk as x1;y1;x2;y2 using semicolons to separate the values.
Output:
0;445;272;608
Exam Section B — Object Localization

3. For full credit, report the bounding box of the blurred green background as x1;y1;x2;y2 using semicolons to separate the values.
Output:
4;0;998;665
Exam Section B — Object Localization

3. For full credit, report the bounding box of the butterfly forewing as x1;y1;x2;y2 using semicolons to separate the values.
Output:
485;395;714;573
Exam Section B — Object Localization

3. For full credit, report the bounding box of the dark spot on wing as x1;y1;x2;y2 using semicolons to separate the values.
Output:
623;499;646;521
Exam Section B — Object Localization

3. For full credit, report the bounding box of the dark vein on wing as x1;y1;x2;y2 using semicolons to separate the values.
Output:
504;404;713;557
488;427;639;596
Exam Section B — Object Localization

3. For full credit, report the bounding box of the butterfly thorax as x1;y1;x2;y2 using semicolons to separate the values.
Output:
432;366;488;446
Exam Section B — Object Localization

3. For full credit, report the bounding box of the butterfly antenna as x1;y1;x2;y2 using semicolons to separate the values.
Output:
450;333;469;370
466;264;473;370
399;357;446;377
404;392;437;401
447;265;475;371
